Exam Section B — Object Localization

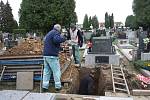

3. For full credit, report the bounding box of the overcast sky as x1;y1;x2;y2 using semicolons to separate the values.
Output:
2;0;133;24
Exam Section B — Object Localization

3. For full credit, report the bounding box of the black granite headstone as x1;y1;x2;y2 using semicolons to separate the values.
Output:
91;37;113;54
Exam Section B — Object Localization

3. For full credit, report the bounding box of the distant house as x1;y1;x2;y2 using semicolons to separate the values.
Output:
114;22;124;27
99;22;105;27
99;22;124;29
99;22;105;29
77;24;83;29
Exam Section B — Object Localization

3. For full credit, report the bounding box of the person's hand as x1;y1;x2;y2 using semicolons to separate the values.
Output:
61;33;67;40
59;47;63;51
79;43;83;47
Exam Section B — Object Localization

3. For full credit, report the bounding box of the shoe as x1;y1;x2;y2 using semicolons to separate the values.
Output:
42;88;49;93
74;64;80;67
55;87;62;92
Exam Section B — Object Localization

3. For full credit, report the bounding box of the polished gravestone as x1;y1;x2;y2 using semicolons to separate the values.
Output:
91;37;115;54
85;37;119;66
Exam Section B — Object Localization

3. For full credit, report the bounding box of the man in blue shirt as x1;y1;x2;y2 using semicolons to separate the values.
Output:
42;24;66;92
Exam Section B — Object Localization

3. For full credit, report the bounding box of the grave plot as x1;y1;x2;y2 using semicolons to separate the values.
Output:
0;38;74;93
119;56;150;96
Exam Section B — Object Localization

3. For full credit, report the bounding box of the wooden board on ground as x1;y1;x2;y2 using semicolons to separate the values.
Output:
0;90;29;100
16;72;33;90
105;92;129;97
132;90;150;96
23;93;55;100
133;96;150;100
0;55;42;60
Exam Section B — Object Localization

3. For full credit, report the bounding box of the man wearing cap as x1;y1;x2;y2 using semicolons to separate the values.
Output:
42;24;66;92
67;24;83;66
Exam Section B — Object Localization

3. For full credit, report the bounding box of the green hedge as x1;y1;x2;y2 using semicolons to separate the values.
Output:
133;60;150;70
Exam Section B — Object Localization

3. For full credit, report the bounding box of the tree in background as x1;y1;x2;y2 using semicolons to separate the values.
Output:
105;12;109;29
0;0;4;31
110;13;114;28
88;16;92;28
0;0;17;33
105;12;114;29
62;0;77;28
83;14;89;30
133;0;150;30
91;15;99;29
125;15;138;30
19;0;77;33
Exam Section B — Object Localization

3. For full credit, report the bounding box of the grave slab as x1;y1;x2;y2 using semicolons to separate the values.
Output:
16;72;33;90
0;90;29;100
100;96;133;100
23;93;55;100
85;54;119;67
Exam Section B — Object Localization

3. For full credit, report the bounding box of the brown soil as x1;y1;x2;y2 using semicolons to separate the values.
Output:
120;57;150;94
97;64;112;95
2;39;43;56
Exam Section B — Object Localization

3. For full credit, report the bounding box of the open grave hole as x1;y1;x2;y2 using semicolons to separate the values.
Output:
73;65;113;96
49;65;112;96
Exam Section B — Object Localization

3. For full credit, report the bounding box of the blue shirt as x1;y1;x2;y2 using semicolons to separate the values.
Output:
43;28;66;56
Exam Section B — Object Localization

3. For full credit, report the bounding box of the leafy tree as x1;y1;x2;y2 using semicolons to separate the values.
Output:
133;0;150;30
0;1;16;33
13;20;18;29
125;15;138;30
105;12;110;29
63;0;77;28
83;14;89;30
91;15;99;29
19;0;77;33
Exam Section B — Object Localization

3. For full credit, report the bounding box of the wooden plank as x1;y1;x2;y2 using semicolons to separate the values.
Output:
23;93;55;100
111;64;116;93
114;82;126;86
5;69;41;72
115;88;127;92
0;90;29;100
113;77;124;81
133;96;150;100
6;65;41;69
0;55;42;60
132;90;150;96
113;73;123;76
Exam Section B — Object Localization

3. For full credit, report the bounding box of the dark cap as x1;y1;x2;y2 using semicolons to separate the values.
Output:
70;23;76;28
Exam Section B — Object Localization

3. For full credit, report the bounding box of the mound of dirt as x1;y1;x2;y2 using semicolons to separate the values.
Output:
2;39;43;56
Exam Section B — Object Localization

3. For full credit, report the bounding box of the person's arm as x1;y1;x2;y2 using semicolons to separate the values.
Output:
53;34;66;44
77;30;83;47
66;29;71;40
